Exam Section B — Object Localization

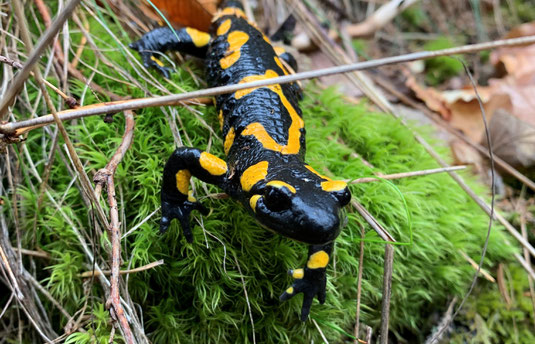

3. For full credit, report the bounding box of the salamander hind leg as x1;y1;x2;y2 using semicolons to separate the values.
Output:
129;27;211;78
160;147;228;242
280;243;333;321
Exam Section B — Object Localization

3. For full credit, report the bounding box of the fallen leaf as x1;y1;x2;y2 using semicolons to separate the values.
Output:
483;109;535;169
405;73;451;120
491;41;535;81
406;21;535;157
443;87;510;142
450;139;484;174
138;0;217;32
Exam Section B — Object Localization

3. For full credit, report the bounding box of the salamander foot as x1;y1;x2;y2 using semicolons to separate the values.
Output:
280;268;327;321
160;199;208;242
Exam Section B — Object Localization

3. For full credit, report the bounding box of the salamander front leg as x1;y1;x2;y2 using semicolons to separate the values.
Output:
280;242;333;321
160;147;228;242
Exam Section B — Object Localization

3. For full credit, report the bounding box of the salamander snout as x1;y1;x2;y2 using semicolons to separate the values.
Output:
250;179;351;245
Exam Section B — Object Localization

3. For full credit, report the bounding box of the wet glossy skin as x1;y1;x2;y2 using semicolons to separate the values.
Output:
130;0;351;321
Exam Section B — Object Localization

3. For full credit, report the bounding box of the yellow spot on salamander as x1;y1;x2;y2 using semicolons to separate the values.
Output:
286;287;294;294
266;180;296;193
220;31;249;69
199;152;228;176
175;169;191;195
234;69;277;98
292;269;304;279
218;109;224;130
305;165;329;180
236;70;304;155
187;190;196;202
150;55;165;67
224;127;235;155
185;27;210;48
217;19;231;36
273;46;286;56
321;180;347;192
213;7;247;21
307;251;329;269
249;194;261;212
241;161;269;192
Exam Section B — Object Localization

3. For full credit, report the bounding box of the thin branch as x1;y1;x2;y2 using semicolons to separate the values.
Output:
93;111;136;344
13;248;51;259
519;196;535;328
0;211;56;340
424;297;458;344
25;272;73;323
513;252;535;280
3;35;535;136
12;0;110;237
233;253;256;344
347;0;421;37
353;224;366;344
0;0;82;119
1;97;212;136
379;244;395;344
348;166;466;184
351;200;396;243
0;55;23;69
78;260;164;278
458;250;495;283
121;207;160;239
430;55;498;344
312;319;330;344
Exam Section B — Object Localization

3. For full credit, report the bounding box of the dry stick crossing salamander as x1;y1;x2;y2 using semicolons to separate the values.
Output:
130;1;351;321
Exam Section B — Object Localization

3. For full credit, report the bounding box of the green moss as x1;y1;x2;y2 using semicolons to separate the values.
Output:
451;264;535;343
423;37;465;85
400;5;427;28
5;3;533;343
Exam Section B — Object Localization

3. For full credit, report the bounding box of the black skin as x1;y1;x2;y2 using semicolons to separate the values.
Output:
130;1;351;321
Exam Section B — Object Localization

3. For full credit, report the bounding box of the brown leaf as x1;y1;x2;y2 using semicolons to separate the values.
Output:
405;74;451;120
491;40;535;80
450;139;484;174
139;0;218;32
484;109;535;169
442;87;510;142
407;22;535;147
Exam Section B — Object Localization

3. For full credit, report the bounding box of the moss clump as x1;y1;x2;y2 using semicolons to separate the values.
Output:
423;37;465;85
4;3;532;343
450;263;535;344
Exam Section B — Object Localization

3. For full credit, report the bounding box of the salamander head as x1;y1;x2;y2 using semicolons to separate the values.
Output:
247;165;351;245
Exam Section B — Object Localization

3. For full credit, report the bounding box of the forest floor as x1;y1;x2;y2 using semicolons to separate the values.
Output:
1;0;535;343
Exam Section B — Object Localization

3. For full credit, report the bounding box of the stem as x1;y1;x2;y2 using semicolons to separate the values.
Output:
2;35;535;136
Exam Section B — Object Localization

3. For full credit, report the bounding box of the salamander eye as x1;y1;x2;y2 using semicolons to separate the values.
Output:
263;184;293;212
321;180;351;206
332;186;351;206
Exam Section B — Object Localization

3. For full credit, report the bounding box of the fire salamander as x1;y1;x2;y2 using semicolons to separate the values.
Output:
130;1;351;321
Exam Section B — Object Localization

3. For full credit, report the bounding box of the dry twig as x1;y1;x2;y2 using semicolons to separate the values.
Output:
2;35;535;137
78;259;164;278
93;111;136;344
232;254;256;344
0;0;82;119
348;166;466;184
353;224;366;344
380;244;395;344
347;0;421;37
351;200;396;243
424;297;458;344
458;250;496;283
